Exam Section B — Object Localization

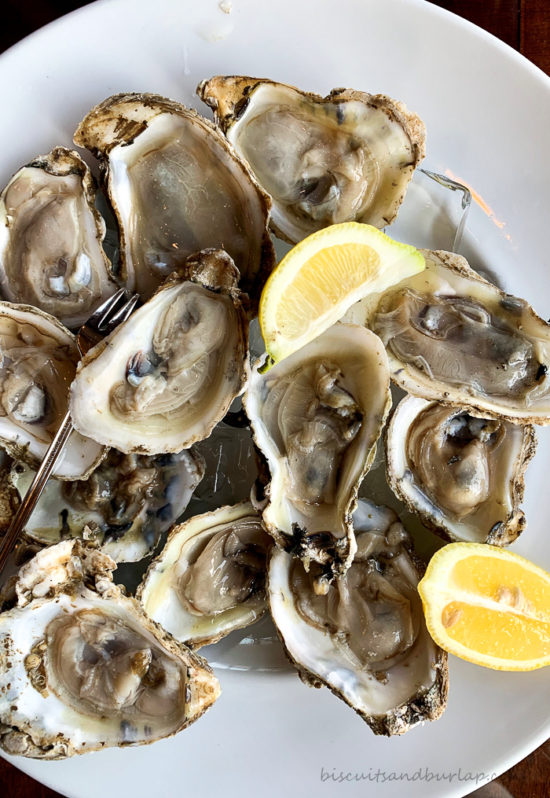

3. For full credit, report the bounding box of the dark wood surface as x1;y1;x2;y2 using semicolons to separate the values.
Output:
0;1;549;796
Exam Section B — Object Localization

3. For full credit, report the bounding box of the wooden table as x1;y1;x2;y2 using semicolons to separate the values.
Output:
0;1;549;796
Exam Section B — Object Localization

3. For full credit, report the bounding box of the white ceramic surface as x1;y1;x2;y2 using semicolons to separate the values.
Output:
1;0;550;796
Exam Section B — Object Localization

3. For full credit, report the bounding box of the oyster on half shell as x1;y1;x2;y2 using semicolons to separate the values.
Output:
0;148;117;329
244;323;391;579
69;250;248;454
198;76;425;243
268;500;448;736
365;250;550;424
10;448;205;562
0;303;103;479
386;396;536;545
74;93;274;305
0;450;18;536
0;540;220;758
138;502;271;648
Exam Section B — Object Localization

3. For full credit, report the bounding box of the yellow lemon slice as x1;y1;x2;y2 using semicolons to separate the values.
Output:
259;222;425;362
418;542;550;671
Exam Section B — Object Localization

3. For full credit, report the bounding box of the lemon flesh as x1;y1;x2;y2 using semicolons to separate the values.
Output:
418;542;550;670
259;222;425;362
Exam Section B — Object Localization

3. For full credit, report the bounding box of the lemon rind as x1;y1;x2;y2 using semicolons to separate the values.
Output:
418;542;550;671
259;222;425;363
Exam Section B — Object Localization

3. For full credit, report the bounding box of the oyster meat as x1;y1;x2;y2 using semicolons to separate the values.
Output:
368;250;550;423
386;396;536;545
0;302;103;479
74;93;274;304
138;502;271;647
245;323;391;578
198;76;425;243
0;540;220;758
69;250;248;454
0;450;18;536
268;499;448;736
10;448;205;562
0;148;116;328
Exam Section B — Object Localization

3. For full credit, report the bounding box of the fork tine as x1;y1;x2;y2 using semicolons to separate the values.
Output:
100;293;141;333
87;287;130;329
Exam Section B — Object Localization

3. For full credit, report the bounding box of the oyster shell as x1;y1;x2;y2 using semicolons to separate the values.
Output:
10;448;205;562
198;76;425;243
0;148;117;328
138;502;271;648
0;450;18;536
69;250;248;454
366;250;550;424
244;323;391;578
0;540;220;758
268;499;448;736
0;303;103;479
386;396;536;545
74;93;274;305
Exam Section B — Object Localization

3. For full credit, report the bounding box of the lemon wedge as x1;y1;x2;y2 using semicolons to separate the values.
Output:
418;542;550;671
259;222;424;362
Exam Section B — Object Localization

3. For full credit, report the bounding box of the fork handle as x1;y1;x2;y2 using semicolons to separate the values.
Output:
0;409;74;573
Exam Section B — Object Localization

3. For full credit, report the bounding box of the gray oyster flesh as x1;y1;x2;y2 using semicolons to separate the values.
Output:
262;361;363;509
289;530;421;671
268;500;448;736
406;407;503;519
0;147;116;328
374;290;541;399
177;516;269;617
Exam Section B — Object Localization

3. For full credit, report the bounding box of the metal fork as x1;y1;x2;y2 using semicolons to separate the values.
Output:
0;288;140;573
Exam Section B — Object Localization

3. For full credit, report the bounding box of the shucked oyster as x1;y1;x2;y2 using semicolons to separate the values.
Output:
245;323;391;579
0;303;103;479
70;250;248;454
269;500;448;736
0;148;117;329
367;250;550;424
198;76;425;243
10;448;205;562
0;540;220;758
74;93;274;304
0;450;18;536
386;396;536;545
138;502;271;648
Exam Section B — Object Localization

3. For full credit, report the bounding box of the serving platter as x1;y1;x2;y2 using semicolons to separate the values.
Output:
1;0;550;796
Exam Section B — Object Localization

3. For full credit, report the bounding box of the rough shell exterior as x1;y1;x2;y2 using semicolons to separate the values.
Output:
0;540;220;759
267;502;448;736
198;75;426;243
74;92;275;310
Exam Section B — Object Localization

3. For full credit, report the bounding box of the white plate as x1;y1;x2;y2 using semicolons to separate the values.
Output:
2;1;550;796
